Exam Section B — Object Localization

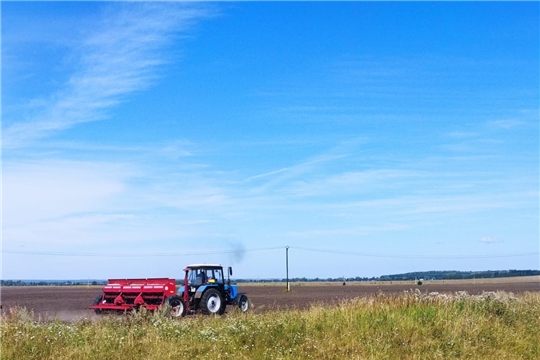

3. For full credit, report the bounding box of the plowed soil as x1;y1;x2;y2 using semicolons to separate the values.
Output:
1;279;538;321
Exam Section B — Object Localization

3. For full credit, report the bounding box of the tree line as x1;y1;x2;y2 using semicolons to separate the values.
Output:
237;269;540;283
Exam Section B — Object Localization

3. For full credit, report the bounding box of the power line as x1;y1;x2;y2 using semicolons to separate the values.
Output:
1;246;283;258
2;246;537;260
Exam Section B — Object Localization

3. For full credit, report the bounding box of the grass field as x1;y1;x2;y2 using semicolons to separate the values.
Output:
1;290;539;360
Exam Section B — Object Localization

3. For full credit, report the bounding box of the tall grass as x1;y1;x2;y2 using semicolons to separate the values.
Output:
1;291;539;359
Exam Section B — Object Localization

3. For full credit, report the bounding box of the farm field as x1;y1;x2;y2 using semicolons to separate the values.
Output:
1;276;538;321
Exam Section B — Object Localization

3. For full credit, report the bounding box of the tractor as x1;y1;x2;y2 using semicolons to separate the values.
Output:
90;264;249;317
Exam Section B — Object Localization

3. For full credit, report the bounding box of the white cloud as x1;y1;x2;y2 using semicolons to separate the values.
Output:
1;157;235;250
285;169;419;198
3;3;214;148
481;236;499;244
287;224;409;238
244;154;347;183
2;160;132;227
487;119;525;130
446;131;478;138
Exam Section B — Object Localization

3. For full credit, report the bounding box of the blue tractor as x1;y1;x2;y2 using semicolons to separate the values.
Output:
165;264;249;317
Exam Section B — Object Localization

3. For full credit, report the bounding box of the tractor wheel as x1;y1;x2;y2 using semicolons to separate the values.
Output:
93;294;104;315
166;296;186;318
200;289;224;315
238;294;249;313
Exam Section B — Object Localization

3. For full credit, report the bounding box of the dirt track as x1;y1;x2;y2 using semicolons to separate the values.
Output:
1;280;538;321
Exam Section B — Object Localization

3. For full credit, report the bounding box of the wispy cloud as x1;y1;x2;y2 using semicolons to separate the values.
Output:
446;131;478;139
3;3;214;149
487;119;526;130
285;169;419;198
287;224;409;239
244;154;347;183
481;236;499;244
2;157;233;249
2;159;132;227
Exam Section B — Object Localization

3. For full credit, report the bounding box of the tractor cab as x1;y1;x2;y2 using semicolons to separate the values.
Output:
188;265;225;286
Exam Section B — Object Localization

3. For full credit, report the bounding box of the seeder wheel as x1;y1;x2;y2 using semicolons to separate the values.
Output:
166;296;186;318
93;294;104;315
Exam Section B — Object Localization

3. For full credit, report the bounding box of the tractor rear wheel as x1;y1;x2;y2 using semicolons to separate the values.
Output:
93;294;104;315
200;289;224;315
166;296;186;318
238;294;249;312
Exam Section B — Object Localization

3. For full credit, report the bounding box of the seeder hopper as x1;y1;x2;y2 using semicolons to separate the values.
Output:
90;278;176;313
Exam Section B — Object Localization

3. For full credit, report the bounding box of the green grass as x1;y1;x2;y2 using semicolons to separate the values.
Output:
2;291;539;359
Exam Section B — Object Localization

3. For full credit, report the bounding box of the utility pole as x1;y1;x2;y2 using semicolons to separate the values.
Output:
286;246;290;292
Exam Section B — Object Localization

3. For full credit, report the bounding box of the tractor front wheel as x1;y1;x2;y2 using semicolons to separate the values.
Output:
238;294;249;313
166;296;186;318
200;289;224;315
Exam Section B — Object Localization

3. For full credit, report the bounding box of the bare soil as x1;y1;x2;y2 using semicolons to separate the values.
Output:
1;279;538;321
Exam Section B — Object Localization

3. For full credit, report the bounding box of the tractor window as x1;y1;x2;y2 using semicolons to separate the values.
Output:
189;269;208;286
205;269;224;284
215;269;224;284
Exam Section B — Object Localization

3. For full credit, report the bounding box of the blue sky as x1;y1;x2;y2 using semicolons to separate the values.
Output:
2;2;538;280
